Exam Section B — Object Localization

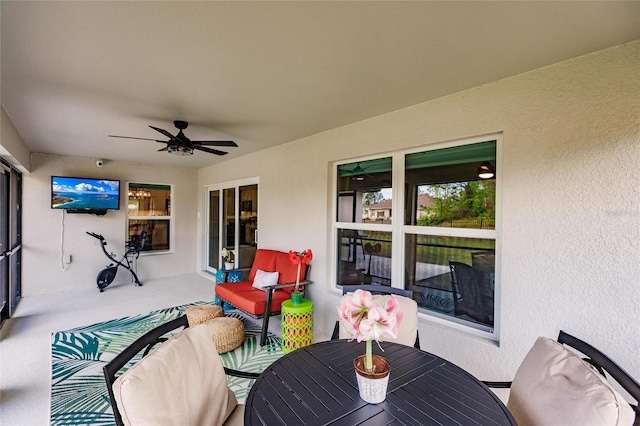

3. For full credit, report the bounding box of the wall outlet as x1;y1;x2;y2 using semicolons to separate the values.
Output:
64;254;72;264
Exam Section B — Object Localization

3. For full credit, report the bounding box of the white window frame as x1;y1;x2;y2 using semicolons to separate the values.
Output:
331;133;502;341
126;182;174;255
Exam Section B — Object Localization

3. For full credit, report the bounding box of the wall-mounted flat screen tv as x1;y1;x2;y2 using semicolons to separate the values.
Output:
51;176;120;211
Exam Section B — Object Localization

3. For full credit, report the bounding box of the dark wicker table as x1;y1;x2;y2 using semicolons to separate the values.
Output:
245;339;516;425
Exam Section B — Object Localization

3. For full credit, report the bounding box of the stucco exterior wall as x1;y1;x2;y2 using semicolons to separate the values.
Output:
1;104;31;173
22;154;198;296
198;42;639;385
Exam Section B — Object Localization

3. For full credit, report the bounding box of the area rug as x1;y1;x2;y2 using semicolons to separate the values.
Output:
50;302;283;426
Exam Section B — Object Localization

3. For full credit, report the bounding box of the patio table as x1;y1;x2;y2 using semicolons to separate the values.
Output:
245;339;516;425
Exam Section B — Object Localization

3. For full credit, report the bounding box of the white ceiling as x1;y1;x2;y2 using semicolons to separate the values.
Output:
2;1;638;169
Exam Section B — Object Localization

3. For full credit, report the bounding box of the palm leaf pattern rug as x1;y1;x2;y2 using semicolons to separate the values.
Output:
50;302;283;426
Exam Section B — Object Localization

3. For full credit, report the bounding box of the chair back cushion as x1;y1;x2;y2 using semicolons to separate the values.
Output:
248;249;307;289
507;336;635;426
338;293;418;347
112;324;238;426
249;249;279;282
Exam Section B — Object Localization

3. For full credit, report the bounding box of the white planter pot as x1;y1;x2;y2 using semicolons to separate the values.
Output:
354;354;390;404
225;262;234;270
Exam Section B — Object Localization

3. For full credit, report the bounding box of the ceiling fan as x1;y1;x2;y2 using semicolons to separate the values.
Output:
348;163;369;180
109;120;237;156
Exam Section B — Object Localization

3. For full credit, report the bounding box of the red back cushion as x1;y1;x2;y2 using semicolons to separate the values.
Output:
275;251;307;284
248;249;278;281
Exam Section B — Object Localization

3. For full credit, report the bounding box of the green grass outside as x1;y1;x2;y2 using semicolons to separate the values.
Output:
355;230;494;267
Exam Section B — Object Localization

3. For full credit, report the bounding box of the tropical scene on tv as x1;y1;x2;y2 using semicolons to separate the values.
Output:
51;177;120;210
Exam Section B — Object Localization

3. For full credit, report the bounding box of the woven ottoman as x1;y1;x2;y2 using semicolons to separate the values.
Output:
184;304;224;326
204;317;245;354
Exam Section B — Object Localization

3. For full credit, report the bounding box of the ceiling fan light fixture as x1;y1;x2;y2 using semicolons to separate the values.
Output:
478;161;495;179
167;145;194;156
109;121;236;157
348;162;366;180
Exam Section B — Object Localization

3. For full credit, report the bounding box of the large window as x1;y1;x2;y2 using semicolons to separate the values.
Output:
127;183;172;252
333;137;500;337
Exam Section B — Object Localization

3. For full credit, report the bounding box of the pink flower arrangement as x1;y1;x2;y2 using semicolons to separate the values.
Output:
337;289;403;371
288;249;313;292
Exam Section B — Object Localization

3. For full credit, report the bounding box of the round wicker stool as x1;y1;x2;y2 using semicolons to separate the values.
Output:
204;317;245;354
184;304;224;326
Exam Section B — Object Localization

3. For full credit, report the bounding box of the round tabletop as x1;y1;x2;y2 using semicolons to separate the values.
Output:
245;339;516;425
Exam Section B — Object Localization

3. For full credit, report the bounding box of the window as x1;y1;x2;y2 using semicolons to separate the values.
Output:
333;136;500;338
127;183;172;253
336;157;393;287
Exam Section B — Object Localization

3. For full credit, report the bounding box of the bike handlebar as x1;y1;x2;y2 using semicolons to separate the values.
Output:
86;231;105;241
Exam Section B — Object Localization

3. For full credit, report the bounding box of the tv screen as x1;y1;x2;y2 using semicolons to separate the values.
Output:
51;176;120;211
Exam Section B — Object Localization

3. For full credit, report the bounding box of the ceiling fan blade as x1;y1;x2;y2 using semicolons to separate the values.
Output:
108;135;161;142
157;146;168;152
193;140;238;147
195;146;228;156
149;125;177;140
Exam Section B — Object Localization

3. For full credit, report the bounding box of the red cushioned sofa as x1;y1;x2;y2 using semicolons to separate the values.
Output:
214;249;311;345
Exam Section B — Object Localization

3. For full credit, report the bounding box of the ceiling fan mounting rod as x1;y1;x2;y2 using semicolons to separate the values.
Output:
174;120;188;130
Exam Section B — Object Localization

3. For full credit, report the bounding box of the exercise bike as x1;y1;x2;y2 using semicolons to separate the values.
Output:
86;231;147;292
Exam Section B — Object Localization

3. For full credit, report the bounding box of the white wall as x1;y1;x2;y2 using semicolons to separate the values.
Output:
22;153;198;296
198;42;639;384
1;105;31;173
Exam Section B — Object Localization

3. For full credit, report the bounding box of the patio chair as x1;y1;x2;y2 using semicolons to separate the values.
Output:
214;248;312;346
484;330;640;426
471;250;495;275
103;315;259;426
449;261;494;327
331;284;420;348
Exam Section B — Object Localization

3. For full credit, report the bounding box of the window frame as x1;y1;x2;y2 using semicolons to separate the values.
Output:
331;133;502;341
126;182;173;255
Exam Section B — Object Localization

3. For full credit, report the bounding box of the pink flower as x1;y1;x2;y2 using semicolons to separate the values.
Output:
359;306;398;342
337;289;374;338
337;289;404;372
336;289;402;343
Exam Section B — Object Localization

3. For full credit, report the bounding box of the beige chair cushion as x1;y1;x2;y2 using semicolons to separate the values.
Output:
223;404;245;426
339;293;418;347
112;324;238;426
507;336;635;426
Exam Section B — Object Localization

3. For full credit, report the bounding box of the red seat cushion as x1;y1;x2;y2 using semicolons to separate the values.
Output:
215;281;254;301
215;281;290;316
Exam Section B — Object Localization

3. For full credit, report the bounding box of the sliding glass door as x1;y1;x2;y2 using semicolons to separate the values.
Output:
205;179;258;273
0;161;22;326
